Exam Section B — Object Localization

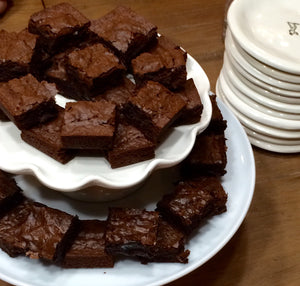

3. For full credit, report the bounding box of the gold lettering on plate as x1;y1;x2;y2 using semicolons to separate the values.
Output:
287;22;300;36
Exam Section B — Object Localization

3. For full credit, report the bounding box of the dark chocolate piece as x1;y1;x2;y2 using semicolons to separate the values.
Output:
21;106;76;164
131;36;187;90
123;81;186;143
61;100;116;150
63;220;114;268
89;6;157;65
0;74;58;130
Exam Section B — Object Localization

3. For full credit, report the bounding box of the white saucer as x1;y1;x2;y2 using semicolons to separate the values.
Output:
228;0;300;74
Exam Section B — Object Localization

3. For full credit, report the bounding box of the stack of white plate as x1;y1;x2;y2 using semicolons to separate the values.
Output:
216;0;300;153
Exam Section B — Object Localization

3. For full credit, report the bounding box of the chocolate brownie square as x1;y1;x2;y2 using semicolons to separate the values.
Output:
123;81;186;143
181;133;227;177
131;36;187;90
61;100;116;150
89;6;157;65
66;43;125;100
63;220;114;268
174;78;203;125
21;106;76;164
0;74;58;130
0;198;79;264
28;2;90;56
156;177;227;234
105;208;159;259
0;29;38;82
0;171;23;217
107;118;155;168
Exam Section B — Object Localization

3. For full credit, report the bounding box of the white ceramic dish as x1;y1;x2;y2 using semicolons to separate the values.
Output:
228;0;300;74
218;71;300;130
222;56;300;120
0;98;256;286
222;52;300;114
225;29;300;91
0;54;212;200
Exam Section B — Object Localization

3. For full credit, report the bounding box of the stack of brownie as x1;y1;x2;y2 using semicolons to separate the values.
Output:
0;2;203;169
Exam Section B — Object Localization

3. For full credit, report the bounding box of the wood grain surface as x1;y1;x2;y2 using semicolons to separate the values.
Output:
0;1;299;285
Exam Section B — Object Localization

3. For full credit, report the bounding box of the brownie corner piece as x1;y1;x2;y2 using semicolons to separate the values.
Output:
105;208;159;259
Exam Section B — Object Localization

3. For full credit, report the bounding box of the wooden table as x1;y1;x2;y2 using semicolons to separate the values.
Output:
0;1;299;285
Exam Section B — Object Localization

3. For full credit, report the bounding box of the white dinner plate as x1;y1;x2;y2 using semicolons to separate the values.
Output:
228;0;300;74
0;99;256;286
0;54;212;200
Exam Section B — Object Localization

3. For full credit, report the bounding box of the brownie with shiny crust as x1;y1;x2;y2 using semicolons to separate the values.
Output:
65;43;126;100
0;29;38;82
21;106;76;164
131;36;187;90
61;100;116;150
0;74;58;130
0;198;79;264
174;78;203;125
105;208;159;259
123;81;186;143
182;133;227;177
107;119;155;168
28;2;90;55
63;220;114;268
156;177;227;234
0;171;23;217
89;6;157;65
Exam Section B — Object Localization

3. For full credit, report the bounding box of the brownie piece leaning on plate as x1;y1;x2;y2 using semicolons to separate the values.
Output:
0;74;58;130
89;6;157;66
63;220;114;268
105;208;159;260
123;81;186;143
0;198;79;264
156;177;228;235
131;35;187;90
0;29;38;82
21;106;77;164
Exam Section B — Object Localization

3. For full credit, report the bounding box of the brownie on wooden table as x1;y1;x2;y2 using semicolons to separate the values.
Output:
63;220;114;268
123;81;186;143
65;43;125;100
61;100;116;150
89;6;157;66
105;208;159;260
21;106;76;164
28;2;91;56
107;118;155;168
0;198;79;264
131;36;187;90
0;74;58;130
156;177;228;235
0;29;38;82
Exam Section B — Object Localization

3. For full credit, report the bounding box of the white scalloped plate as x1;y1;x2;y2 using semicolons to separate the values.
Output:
0;54;212;199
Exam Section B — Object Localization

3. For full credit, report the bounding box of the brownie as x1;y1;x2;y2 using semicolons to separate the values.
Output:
28;2;91;56
105;208;159;259
156;177;227;234
89;6;157;65
65;43;126;100
140;218;190;264
131;36;187;90
123;81;186;143
0;29;38;82
181;133;227;177
174;78;203;125
0;198;79;264
61;100;116;150
63;220;114;268
0;74;58;130
21;106;76;164
0;171;23;217
107;118;155;168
